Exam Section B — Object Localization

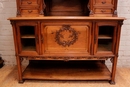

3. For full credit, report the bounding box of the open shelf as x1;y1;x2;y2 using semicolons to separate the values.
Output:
44;0;90;16
21;35;35;38
97;26;114;51
21;39;36;51
98;39;112;51
98;35;112;39
23;61;111;80
20;26;35;38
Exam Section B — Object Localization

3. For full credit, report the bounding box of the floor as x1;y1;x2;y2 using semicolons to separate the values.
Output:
0;65;130;87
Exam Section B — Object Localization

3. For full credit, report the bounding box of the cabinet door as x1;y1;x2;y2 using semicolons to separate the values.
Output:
41;22;91;57
94;22;117;55
16;22;40;55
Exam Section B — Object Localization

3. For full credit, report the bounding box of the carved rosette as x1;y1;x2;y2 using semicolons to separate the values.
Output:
55;25;80;47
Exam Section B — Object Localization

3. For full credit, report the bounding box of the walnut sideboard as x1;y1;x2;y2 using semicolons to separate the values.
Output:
8;16;125;84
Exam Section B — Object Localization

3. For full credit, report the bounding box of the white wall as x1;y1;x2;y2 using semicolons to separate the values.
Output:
0;0;130;67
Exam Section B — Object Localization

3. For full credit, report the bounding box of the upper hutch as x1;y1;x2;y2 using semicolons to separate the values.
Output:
8;0;125;84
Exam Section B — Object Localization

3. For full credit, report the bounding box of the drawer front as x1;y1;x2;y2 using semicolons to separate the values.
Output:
94;8;113;14
21;0;39;6
20;9;39;16
21;9;39;14
94;0;114;6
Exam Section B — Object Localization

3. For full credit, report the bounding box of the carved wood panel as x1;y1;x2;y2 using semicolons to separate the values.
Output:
42;24;91;54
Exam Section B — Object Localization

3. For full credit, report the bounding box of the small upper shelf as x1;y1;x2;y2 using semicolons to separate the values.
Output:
44;0;90;16
98;35;112;39
21;35;35;39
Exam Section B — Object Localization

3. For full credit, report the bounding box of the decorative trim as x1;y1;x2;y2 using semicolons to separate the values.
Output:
110;58;113;63
10;21;15;25
90;10;94;15
55;25;80;47
20;56;115;61
40;10;44;15
114;10;117;15
119;21;123;26
17;10;21;16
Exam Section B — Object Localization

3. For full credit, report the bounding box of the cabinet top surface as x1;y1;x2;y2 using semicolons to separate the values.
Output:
8;16;125;21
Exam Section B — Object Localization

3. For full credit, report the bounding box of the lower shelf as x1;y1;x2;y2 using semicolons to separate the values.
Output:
23;61;111;81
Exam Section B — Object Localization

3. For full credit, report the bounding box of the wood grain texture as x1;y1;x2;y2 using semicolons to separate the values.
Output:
23;61;111;80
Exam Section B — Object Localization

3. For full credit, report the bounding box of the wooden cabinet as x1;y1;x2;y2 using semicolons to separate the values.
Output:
8;0;125;84
94;21;117;55
16;0;44;16
90;0;117;16
15;21;40;55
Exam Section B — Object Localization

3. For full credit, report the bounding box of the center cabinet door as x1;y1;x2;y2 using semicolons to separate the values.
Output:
41;22;92;57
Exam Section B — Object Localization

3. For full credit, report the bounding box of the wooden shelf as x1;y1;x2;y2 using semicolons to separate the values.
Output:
21;35;35;38
98;43;112;51
23;61;111;80
22;46;36;51
98;35;112;39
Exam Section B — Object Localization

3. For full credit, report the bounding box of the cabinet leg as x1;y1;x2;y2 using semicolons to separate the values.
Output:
109;80;115;85
16;56;23;83
18;80;24;84
111;57;117;85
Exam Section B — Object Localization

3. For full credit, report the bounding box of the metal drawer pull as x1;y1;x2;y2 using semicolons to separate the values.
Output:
101;9;106;13
27;1;32;4
28;10;32;13
102;1;106;4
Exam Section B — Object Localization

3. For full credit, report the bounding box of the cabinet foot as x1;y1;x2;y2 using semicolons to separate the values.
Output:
109;80;115;85
18;80;24;84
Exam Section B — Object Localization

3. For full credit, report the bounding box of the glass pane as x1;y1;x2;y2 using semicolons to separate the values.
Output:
98;39;112;51
97;26;114;51
21;39;36;51
20;26;36;51
20;26;35;37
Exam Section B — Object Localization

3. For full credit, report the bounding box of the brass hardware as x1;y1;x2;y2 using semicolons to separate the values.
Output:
101;9;106;13
27;1;32;4
102;1;106;4
28;10;32;13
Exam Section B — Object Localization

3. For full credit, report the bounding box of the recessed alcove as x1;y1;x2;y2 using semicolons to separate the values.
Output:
44;0;90;16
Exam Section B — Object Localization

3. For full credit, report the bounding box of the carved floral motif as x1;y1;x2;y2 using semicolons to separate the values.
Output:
55;25;80;47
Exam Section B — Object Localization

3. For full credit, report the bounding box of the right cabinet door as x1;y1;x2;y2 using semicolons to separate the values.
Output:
94;22;117;55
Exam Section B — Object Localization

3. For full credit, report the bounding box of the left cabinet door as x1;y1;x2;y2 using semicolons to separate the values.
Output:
16;22;40;55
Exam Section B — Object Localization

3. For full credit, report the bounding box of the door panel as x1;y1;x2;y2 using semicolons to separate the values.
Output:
41;23;91;56
16;22;39;55
94;22;117;55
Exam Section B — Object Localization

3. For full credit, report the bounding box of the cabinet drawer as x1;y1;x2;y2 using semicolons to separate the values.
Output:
21;9;38;14
21;0;39;6
94;8;113;14
94;0;114;6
